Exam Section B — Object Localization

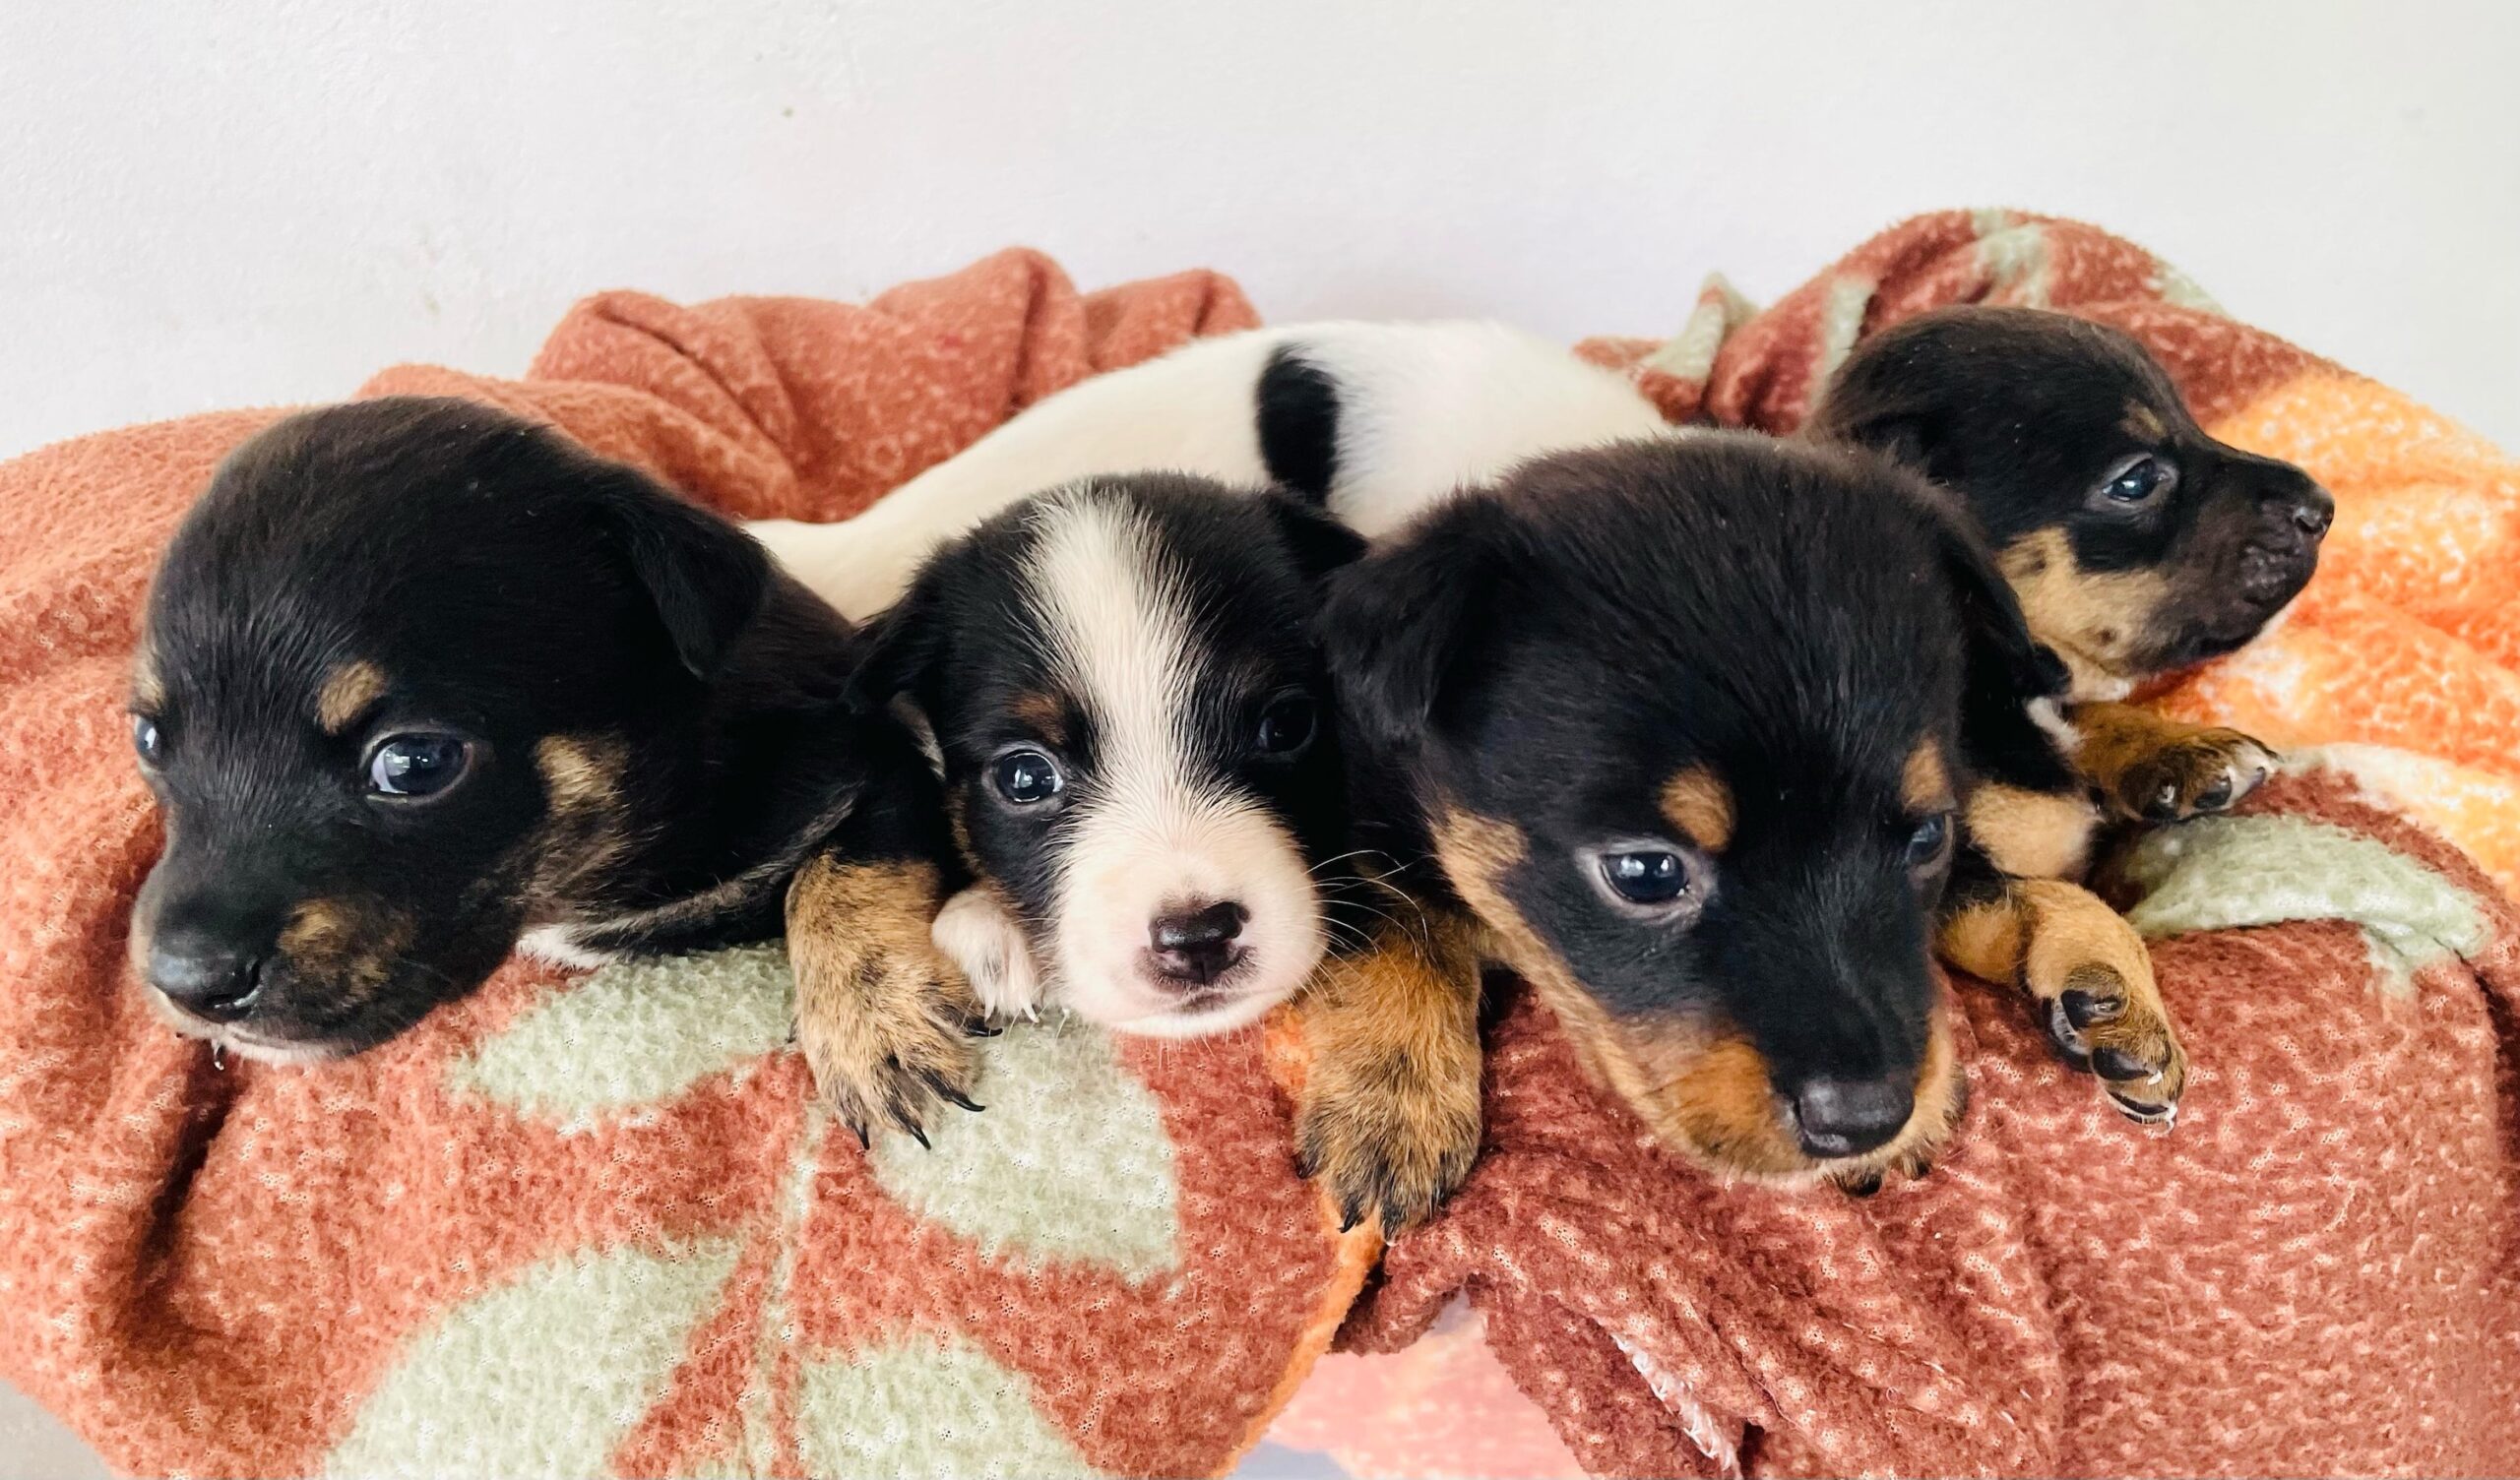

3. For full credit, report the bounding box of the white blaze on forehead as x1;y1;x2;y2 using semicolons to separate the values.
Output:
1022;488;1205;815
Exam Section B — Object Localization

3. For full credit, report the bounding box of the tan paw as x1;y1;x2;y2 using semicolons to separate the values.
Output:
794;938;986;1149
2110;727;2277;823
2037;960;2187;1124
1294;1052;1481;1233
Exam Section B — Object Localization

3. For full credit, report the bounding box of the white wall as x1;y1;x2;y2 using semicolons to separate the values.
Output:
1;0;2514;462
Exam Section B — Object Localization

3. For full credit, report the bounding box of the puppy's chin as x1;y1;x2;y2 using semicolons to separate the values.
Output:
1547;989;1965;1185
143;987;363;1068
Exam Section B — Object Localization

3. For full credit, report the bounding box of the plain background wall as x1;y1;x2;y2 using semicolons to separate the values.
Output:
1;0;2516;462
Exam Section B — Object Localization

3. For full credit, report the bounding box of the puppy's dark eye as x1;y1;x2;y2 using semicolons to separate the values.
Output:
1904;812;1954;872
1602;849;1689;904
991;748;1065;805
133;714;163;765
1254;695;1318;757
367;734;472;799
2097;454;2178;507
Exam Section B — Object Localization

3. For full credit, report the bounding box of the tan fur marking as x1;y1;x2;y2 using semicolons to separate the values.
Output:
131;644;165;712
1903;741;1955;813
1007;691;1068;748
1431;809;1961;1183
1965;782;2098;882
2121;401;2167;442
277;897;411;1006
316;660;391;735
1294;904;1484;1230
1996;528;2174;694
787;853;979;1140
535;734;624;813
1658;767;1734;854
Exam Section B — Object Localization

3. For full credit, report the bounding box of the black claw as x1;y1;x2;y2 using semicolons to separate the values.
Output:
901;1119;931;1151
1338;1200;1365;1233
2061;989;2123;1028
2091;1046;2155;1081
2107;1087;2174;1123
964;1018;1003;1037
2195;779;2235;811
850;1121;872;1151
923;1071;984;1114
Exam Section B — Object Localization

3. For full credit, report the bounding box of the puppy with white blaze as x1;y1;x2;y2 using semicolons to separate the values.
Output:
849;474;1474;1228
860;479;1351;1036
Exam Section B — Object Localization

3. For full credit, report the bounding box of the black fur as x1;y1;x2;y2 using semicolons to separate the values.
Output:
1255;344;1343;506
129;397;943;1058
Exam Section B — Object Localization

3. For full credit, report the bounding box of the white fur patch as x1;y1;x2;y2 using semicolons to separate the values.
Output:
1019;489;1323;1036
2027;696;2081;754
518;924;626;971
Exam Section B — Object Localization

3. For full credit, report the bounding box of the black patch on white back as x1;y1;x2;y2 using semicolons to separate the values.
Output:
1256;344;1341;506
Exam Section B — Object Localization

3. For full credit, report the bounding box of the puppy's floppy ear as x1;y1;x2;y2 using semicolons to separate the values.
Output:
593;470;773;679
1318;496;1507;751
1927;499;2069;700
845;562;947;712
1257;490;1369;584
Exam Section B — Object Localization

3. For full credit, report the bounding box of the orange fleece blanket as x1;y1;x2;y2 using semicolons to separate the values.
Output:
2;213;2515;1478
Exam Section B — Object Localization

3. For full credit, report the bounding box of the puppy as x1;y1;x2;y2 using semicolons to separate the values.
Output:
747;322;1669;623
849;476;1480;1225
129;399;978;1141
1322;434;2059;1184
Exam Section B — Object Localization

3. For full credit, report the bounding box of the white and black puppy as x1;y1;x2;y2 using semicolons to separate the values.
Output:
750;322;1668;624
848;474;1366;1039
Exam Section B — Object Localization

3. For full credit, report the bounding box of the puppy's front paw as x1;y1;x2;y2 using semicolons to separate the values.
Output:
931;886;1044;1023
2024;930;2187;1125
2110;726;2276;823
1294;1050;1481;1234
788;856;986;1147
794;938;985;1148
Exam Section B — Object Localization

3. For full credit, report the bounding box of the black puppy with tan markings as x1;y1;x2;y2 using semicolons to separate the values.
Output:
1809;306;2335;1121
127;398;980;1142
1322;433;2059;1186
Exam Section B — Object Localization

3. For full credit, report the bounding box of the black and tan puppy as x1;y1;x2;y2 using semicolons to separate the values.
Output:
1809;305;2333;819
1809;306;2337;1120
1321;433;2059;1186
128;398;978;1141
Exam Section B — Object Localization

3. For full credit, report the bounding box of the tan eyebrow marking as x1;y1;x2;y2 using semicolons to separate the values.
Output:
1659;766;1735;854
1903;740;1955;812
2120;401;2168;442
1008;691;1070;749
131;643;166;712
316;660;391;735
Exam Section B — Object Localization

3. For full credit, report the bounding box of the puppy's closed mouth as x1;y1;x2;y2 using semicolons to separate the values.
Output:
145;990;358;1067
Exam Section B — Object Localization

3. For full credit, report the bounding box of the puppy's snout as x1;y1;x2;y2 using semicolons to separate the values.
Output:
1147;899;1248;987
1787;1074;1915;1159
147;931;268;1022
2282;483;2336;539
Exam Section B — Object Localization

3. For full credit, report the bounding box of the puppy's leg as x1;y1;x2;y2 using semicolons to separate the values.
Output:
2069;701;2277;823
1292;906;1484;1233
1938;876;2186;1123
788;762;984;1148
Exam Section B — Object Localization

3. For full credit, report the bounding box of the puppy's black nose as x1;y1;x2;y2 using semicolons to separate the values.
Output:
2266;481;2335;540
146;935;266;1022
1148;901;1248;987
1790;1075;1914;1160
